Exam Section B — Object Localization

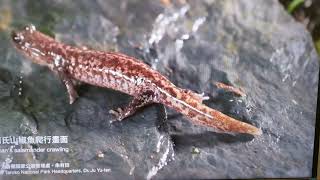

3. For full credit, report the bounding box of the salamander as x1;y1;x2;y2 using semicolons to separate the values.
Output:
11;25;262;136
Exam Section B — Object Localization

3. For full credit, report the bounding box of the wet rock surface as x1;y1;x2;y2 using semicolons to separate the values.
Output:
0;0;318;179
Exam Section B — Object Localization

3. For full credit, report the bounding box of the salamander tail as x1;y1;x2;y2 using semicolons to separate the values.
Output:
159;89;262;136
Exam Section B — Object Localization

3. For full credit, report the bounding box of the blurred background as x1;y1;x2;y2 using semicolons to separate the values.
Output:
279;0;320;55
279;0;320;178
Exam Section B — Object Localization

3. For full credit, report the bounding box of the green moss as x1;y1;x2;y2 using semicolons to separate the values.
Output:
287;0;304;14
17;0;71;38
315;39;320;55
25;0;60;37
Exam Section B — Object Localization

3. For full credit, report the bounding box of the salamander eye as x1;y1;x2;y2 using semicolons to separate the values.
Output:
11;31;23;44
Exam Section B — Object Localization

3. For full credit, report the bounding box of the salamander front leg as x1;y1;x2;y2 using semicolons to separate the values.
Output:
109;91;154;122
57;71;79;104
52;54;79;104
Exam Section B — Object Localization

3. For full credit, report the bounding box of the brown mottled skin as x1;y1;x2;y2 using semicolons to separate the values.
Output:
214;82;246;97
11;25;262;136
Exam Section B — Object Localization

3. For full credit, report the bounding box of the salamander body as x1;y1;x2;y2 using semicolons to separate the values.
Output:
11;25;261;136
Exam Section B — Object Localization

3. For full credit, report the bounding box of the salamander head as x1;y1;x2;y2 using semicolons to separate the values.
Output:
11;25;55;66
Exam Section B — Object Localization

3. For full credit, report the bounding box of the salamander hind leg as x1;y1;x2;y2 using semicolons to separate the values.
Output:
182;89;209;103
109;91;155;122
214;82;246;97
